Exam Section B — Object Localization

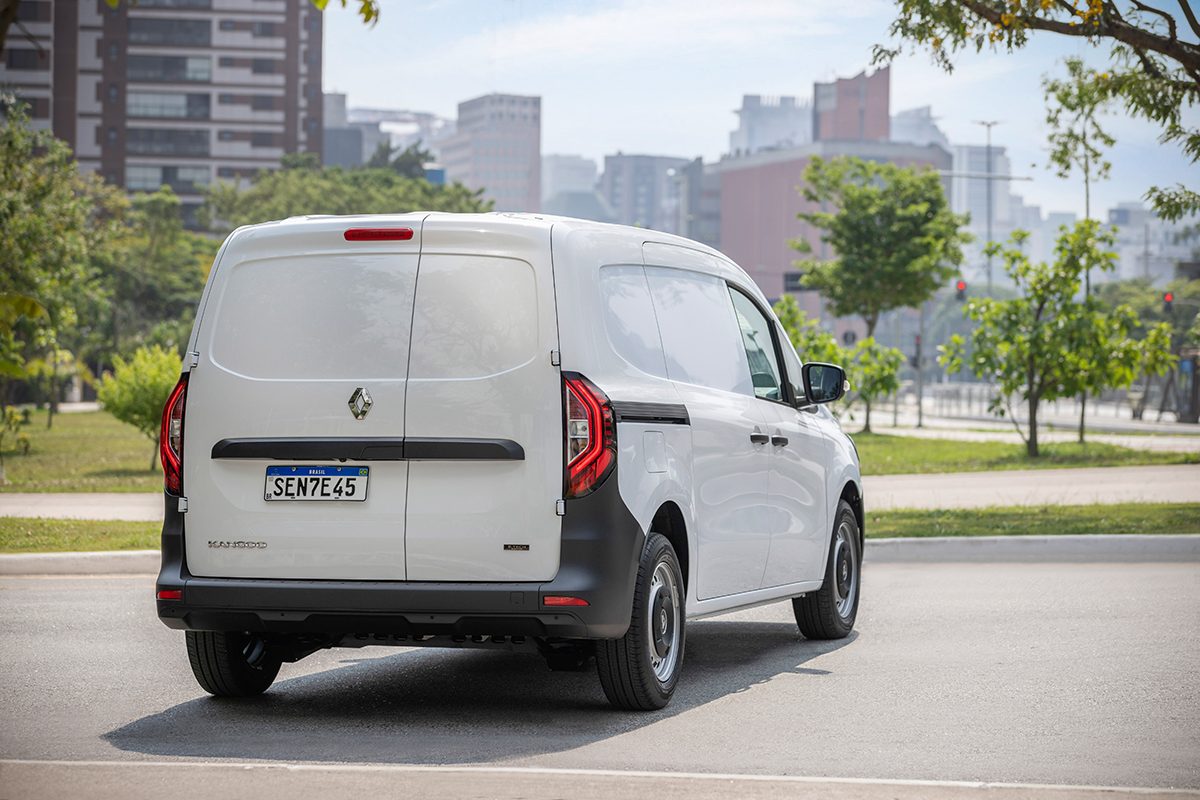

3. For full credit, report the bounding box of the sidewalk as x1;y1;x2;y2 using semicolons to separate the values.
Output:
2;464;1198;521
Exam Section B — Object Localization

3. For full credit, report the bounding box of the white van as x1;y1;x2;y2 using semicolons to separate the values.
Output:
156;212;863;710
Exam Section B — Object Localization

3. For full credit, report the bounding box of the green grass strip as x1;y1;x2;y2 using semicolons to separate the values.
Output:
866;503;1200;539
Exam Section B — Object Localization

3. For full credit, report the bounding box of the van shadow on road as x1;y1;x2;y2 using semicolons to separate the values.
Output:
104;620;855;764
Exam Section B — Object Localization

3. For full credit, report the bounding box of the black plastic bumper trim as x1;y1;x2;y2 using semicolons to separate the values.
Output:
611;400;690;425
155;463;643;640
210;437;523;461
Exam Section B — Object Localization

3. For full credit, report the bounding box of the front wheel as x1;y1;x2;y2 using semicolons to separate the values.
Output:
596;532;685;710
185;630;282;697
793;500;861;639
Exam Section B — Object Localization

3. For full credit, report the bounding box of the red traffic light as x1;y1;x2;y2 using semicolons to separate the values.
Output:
956;280;967;291
1164;292;1174;303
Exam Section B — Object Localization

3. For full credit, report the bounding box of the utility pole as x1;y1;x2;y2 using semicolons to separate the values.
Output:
916;302;926;429
975;120;1001;294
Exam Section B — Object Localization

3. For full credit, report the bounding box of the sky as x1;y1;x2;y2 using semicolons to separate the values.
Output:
323;0;1199;220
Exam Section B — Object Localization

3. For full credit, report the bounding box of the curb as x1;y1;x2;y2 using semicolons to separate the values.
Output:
0;550;159;575
863;534;1200;563
2;535;1199;576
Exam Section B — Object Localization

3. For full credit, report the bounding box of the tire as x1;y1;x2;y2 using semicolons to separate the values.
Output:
793;500;861;640
596;532;685;711
185;630;282;697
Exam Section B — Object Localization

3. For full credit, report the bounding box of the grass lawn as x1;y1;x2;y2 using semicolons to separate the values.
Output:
866;503;1200;539
854;432;1200;476
2;503;1196;552
0;517;159;552
0;409;162;493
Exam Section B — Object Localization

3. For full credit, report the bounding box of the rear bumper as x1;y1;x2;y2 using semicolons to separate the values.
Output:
156;475;643;640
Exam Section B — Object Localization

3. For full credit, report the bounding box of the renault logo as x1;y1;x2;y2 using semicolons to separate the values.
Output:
348;387;373;420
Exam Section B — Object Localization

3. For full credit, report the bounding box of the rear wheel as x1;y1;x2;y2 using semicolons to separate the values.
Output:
185;631;282;697
793;500;860;640
596;533;685;710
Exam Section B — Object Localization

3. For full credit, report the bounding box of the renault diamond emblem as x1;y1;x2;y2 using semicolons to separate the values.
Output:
348;387;373;420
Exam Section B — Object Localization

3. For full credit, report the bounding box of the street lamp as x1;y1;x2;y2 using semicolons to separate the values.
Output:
975;120;1001;293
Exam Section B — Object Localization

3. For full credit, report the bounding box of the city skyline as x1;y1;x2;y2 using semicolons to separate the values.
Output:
323;0;1197;222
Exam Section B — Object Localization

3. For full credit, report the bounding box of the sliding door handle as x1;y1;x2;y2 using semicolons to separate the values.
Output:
771;435;789;447
749;432;770;445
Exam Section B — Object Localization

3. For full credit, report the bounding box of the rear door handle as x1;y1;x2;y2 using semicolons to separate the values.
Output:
771;435;789;447
749;432;770;445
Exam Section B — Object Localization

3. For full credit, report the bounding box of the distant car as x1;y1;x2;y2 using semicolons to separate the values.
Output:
155;213;863;710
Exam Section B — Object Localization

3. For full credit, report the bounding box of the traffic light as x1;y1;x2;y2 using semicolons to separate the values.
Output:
1164;292;1175;314
955;279;967;302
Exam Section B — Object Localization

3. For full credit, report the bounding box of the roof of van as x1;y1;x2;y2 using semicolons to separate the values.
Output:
246;211;733;264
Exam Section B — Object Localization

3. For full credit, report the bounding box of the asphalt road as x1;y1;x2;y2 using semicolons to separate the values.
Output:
2;560;1198;797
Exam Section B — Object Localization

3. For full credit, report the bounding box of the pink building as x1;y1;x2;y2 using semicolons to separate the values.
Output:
813;66;891;143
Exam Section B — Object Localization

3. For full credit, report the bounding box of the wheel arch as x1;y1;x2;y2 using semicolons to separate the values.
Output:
838;479;864;553
649;501;689;593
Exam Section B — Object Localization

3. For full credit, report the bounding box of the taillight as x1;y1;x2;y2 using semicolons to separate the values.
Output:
563;373;615;498
160;373;188;495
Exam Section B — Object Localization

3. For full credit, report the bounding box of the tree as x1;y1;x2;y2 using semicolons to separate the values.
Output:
1;95;113;405
1044;56;1117;443
205;165;492;231
0;405;24;485
773;296;905;433
793;156;970;339
96;345;182;470
366;141;436;180
940;222;1174;456
773;295;844;365
2;1;379;55
846;338;906;434
104;188;213;361
877;1;1200;221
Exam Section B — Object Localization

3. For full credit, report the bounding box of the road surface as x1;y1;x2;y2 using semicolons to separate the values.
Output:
1;560;1197;797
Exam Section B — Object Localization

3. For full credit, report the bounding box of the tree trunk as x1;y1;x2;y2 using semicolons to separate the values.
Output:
1027;393;1040;458
1077;391;1086;444
150;434;159;472
862;399;872;434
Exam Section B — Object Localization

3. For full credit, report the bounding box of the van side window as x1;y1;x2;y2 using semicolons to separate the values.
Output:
645;268;752;395
728;289;783;402
599;265;668;378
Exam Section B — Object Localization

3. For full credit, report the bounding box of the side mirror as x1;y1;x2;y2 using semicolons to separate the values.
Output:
800;362;848;405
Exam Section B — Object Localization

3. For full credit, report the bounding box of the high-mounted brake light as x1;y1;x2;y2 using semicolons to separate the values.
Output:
160;374;188;495
343;227;414;242
563;373;616;499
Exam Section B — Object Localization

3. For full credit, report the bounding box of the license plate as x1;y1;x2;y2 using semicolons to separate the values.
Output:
264;465;369;502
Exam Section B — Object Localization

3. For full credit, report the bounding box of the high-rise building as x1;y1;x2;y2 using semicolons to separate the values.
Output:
1107;201;1195;284
813;66;890;142
891;106;949;150
541;154;597;203
0;0;324;227
950;144;1015;273
322;92;362;167
728;94;812;156
439;93;541;212
599;153;690;234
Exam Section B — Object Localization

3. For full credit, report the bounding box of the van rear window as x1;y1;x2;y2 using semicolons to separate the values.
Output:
207;255;417;380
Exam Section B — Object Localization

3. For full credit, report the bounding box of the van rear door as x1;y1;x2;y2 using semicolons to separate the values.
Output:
401;217;563;582
183;217;423;580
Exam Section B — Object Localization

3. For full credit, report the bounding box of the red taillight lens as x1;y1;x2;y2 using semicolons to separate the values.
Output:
156;589;182;601
563;373;615;499
543;595;589;607
160;373;188;495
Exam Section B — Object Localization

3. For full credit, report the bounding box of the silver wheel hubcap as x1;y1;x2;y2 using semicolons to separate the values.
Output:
647;560;681;683
831;521;858;620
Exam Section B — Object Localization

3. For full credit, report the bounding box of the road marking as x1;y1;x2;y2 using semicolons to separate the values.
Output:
3;759;1196;795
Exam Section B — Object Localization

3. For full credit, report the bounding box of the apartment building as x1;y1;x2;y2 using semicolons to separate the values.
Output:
0;0;322;226
439;93;540;212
